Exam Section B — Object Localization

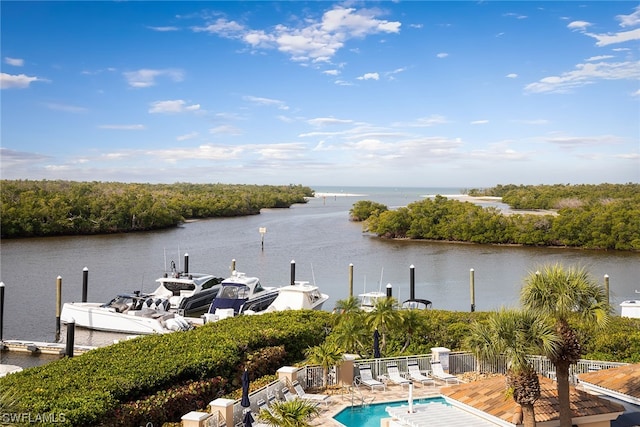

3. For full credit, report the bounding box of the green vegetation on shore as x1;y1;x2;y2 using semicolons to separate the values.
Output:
352;183;640;251
0;180;314;238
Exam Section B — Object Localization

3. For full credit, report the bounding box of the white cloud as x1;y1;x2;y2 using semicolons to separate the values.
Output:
177;132;199;141
147;26;179;32
307;117;353;127
149;100;201;114
43;103;88;113
525;61;640;93
586;28;640;47
586;55;614;61
506;73;518;78
123;69;184;88
98;124;146;130
471;120;489;125
243;95;289;110
323;69;340;76
0;72;46;89
4;57;24;66
567;20;591;31
192;6;401;64
436;53;448;59
617;5;640;28
209;125;242;135
357;72;379;80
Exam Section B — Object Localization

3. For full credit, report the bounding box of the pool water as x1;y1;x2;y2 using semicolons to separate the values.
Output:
333;397;448;427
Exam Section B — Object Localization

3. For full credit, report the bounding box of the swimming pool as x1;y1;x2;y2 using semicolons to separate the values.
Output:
333;397;448;427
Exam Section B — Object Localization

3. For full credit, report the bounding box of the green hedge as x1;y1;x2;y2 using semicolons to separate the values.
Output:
0;311;332;426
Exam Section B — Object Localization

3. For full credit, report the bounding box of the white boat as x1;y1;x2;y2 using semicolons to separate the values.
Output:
261;281;329;313
203;271;279;322
358;290;387;312
621;290;640;319
61;292;192;334
150;269;222;316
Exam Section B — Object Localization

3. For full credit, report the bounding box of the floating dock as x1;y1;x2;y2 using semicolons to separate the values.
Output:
1;339;97;356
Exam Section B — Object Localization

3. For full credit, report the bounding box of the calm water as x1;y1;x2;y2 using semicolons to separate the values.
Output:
1;186;638;360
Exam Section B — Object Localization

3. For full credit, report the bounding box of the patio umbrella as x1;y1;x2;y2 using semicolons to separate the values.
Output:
373;329;381;358
241;368;251;408
243;409;254;427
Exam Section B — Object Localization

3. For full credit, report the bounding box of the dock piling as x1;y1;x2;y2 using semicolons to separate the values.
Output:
65;320;75;357
56;276;62;342
348;263;354;297
470;268;475;312
386;283;392;298
82;267;89;303
409;265;415;300
290;260;296;285
184;253;189;274
604;274;610;306
0;282;4;342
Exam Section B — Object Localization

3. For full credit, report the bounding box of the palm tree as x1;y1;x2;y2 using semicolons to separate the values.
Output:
330;317;367;355
256;398;319;427
365;296;401;355
399;308;422;353
520;263;610;427
333;296;361;320
466;309;560;427
305;341;343;390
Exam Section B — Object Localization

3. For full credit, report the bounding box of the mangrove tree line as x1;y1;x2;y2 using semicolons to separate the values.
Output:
352;183;640;251
0;180;314;238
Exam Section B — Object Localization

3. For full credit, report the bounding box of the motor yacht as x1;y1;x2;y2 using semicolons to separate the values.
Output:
261;281;329;313
150;267;222;316
203;271;279;322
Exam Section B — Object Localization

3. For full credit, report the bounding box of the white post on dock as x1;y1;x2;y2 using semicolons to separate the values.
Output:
604;274;610;306
56;276;62;342
348;263;354;297
470;268;475;312
259;227;267;250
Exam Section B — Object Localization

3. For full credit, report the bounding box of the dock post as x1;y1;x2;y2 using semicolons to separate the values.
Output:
604;274;610;306
409;265;415;300
82;267;89;303
231;259;236;272
470;268;475;312
386;283;392;298
0;282;4;342
290;260;296;285
56;276;62;342
65;320;75;357
348;263;354;297
184;253;189;274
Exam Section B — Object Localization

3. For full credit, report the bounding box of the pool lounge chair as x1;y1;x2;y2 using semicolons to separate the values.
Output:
430;361;460;384
282;386;297;402
407;362;435;387
355;364;386;391
385;364;411;388
292;381;330;407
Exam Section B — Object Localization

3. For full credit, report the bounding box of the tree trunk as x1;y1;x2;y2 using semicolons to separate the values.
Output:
522;404;537;427
556;361;572;427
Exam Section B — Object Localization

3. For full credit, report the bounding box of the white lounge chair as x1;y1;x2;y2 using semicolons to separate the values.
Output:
407;362;435;386
386;364;411;388
282;386;297;402
430;361;460;384
292;381;330;407
355;364;386;391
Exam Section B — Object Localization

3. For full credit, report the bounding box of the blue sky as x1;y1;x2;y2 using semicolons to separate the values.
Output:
1;1;639;188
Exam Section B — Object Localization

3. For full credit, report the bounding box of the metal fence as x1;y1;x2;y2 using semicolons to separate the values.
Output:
223;352;628;426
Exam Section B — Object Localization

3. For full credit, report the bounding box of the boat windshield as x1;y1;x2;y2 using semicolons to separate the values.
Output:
219;284;250;300
162;281;196;296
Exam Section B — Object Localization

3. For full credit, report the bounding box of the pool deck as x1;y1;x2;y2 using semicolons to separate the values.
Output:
309;381;446;426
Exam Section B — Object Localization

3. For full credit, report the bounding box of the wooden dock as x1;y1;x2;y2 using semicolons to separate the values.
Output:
0;339;97;356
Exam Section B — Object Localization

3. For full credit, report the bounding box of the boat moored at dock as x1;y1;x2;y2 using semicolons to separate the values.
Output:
61;292;192;334
203;271;279;322
261;280;329;313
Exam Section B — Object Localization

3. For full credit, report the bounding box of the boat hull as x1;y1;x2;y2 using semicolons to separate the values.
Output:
61;302;189;334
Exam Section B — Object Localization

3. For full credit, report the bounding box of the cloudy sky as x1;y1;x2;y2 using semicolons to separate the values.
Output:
1;1;638;188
